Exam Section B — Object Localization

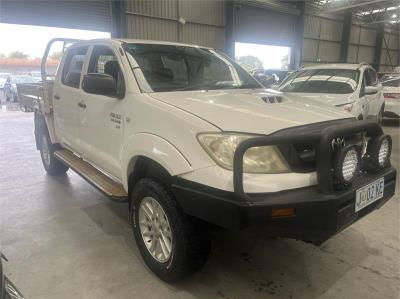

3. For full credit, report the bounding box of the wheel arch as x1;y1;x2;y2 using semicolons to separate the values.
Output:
121;133;193;193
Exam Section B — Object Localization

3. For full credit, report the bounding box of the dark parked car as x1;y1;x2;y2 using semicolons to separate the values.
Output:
251;69;290;88
3;75;36;102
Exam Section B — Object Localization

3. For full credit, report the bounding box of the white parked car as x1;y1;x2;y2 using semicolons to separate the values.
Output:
381;75;400;119
279;64;385;122
0;73;10;90
3;75;36;102
31;39;396;282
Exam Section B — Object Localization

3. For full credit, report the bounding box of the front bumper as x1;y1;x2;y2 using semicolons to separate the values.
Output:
173;120;397;245
172;167;396;244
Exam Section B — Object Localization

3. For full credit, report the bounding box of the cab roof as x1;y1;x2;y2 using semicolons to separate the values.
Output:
70;38;211;49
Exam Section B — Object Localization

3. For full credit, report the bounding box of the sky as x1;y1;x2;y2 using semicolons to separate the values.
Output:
235;42;291;69
0;23;110;58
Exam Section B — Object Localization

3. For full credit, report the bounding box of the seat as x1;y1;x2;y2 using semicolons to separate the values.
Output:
104;60;120;82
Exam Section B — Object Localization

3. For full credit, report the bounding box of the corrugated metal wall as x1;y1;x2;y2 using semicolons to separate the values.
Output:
380;30;399;72
302;14;343;64
0;0;111;32
347;25;376;65
125;0;225;50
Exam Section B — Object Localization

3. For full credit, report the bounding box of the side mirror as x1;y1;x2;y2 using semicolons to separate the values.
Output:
82;73;117;97
364;86;379;95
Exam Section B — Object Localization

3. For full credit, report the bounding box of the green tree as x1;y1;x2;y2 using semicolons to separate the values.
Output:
49;51;62;60
8;51;28;59
237;55;263;71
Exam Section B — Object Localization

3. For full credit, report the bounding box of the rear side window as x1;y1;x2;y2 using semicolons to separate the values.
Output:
61;46;88;88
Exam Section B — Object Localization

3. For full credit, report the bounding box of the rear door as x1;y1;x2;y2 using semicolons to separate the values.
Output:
78;44;126;178
53;46;88;152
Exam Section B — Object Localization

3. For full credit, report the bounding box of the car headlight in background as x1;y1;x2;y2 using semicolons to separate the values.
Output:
334;145;361;185
198;133;290;173
366;135;392;171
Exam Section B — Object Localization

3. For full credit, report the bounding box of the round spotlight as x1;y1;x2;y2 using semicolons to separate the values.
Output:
335;146;360;185
366;135;392;171
378;138;390;167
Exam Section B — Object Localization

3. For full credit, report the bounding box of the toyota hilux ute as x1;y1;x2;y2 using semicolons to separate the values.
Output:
32;38;396;282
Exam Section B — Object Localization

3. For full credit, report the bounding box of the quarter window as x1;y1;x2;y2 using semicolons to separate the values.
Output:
61;46;88;88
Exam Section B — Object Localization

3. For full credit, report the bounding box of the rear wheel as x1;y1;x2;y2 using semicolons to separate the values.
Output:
39;129;69;175
130;178;210;282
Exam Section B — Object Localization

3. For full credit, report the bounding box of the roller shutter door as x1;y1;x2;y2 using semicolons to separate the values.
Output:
0;0;111;32
234;4;297;47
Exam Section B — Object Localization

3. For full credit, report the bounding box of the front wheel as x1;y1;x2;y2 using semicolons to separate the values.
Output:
39;130;69;175
131;179;210;282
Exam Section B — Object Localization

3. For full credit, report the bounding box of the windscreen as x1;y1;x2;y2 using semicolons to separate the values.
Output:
382;78;400;87
280;69;360;94
125;44;261;92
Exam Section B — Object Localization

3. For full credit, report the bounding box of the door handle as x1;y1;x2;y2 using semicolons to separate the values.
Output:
54;94;60;100
78;101;86;109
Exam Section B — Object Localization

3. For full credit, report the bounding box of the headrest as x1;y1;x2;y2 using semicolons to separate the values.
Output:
104;60;120;81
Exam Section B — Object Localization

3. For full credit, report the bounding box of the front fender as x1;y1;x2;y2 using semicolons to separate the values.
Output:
121;133;193;190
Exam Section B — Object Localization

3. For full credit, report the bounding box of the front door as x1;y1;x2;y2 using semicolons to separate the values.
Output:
361;68;380;117
53;46;88;151
78;45;125;179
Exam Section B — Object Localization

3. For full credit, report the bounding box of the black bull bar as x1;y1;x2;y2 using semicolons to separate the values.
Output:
233;119;383;200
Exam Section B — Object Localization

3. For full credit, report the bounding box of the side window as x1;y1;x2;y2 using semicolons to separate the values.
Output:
87;45;124;96
61;46;88;88
365;68;377;86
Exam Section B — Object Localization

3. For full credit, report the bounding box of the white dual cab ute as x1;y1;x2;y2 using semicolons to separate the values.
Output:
33;38;396;282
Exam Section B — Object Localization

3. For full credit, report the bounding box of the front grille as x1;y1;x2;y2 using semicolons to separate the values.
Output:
278;134;365;173
278;143;316;172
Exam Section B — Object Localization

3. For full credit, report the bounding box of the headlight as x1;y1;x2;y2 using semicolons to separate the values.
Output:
197;133;289;173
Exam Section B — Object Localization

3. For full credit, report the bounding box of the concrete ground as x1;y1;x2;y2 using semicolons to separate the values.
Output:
0;94;399;299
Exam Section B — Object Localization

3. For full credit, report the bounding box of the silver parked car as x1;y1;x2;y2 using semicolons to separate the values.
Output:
3;75;36;102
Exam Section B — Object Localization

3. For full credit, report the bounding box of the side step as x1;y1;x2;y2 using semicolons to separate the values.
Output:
54;149;128;202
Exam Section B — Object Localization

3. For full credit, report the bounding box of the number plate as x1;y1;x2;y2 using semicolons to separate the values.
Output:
355;178;384;212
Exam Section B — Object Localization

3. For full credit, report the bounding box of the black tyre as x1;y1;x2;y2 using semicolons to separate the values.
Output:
39;129;69;175
130;178;210;283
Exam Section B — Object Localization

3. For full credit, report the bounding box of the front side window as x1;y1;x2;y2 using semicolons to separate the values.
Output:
280;69;360;94
124;44;261;92
364;68;377;86
61;46;88;88
86;45;124;96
